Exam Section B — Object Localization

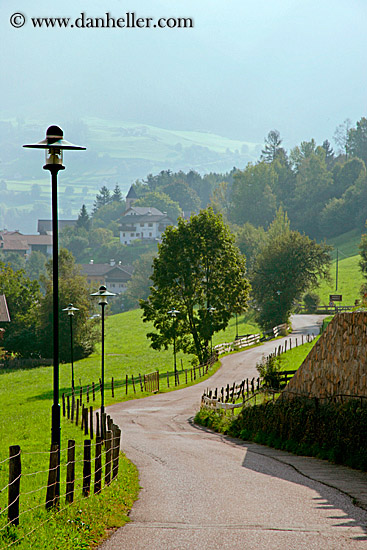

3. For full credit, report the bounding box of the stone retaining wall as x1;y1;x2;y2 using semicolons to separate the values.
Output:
283;312;367;398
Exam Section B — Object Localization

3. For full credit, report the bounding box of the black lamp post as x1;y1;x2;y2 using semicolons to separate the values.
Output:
91;285;115;433
62;304;79;392
207;306;215;356
23;127;85;451
168;309;180;386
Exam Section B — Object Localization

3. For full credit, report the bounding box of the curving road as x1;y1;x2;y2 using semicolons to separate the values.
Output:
100;315;367;549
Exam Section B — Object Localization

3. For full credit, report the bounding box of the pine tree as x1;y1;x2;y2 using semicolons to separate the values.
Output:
93;185;111;213
76;204;91;230
112;183;123;202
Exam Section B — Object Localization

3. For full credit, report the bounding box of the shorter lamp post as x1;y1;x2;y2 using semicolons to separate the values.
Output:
62;304;79;392
91;285;115;436
207;306;215;356
168;309;180;386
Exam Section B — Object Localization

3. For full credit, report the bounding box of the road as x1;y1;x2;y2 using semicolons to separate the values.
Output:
100;315;367;549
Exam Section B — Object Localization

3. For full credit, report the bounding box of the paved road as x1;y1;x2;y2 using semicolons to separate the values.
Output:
100;315;367;549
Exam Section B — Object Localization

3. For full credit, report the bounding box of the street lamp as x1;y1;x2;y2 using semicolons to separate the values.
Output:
207;306;215;356
62;304;79;392
91;285;115;434
23;126;85;452
168;309;180;386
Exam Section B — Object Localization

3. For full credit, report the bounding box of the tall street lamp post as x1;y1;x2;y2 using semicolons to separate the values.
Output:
168;309;180;386
23;126;85;451
91;285;115;435
62;304;79;392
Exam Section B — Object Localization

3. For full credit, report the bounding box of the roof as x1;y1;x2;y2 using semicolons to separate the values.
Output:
120;214;173;227
80;263;132;281
126;186;138;199
25;235;52;245
37;219;77;234
0;295;10;322
0;232;28;251
123;207;163;217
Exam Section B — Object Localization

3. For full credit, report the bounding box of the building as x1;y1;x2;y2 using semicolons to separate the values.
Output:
37;219;77;235
80;260;132;294
0;230;52;257
119;206;174;245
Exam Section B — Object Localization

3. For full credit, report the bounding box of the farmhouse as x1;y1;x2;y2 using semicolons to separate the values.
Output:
0;230;52;257
119;207;174;245
80;260;132;294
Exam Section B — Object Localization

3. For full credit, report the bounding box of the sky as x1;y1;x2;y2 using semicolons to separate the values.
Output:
1;0;367;149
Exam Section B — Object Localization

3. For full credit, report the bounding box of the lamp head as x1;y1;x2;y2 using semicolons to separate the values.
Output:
91;285;116;305
62;303;79;316
168;308;180;318
23;125;86;166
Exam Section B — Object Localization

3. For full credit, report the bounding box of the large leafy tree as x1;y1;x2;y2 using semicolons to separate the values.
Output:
347;117;367;165
251;231;331;329
141;209;250;363
0;262;41;357
38;249;98;362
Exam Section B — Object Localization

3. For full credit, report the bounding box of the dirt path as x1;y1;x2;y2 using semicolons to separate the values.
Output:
100;315;367;549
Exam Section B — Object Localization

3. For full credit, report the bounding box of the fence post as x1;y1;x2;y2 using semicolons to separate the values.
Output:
82;440;92;497
76;399;80;426
111;377;114;398
92;381;95;401
62;394;66;417
94;436;103;494
112;425;121;480
67;395;70;420
45;444;59;510
105;430;112;486
8;445;21;526
96;412;100;439
166;371;170;388
71;394;75;422
132;375;136;393
139;373;143;392
80;386;83;405
66;440;75;504
87;384;90;403
89;406;94;440
84;407;89;436
125;374;128;395
101;412;107;441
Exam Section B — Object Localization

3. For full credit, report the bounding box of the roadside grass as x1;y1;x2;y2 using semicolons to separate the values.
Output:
0;308;259;549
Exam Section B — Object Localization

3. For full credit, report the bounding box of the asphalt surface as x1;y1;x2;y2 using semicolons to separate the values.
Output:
99;315;367;549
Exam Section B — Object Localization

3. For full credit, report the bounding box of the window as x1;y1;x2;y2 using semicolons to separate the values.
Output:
122;232;125;237
140;223;144;227
131;233;134;237
148;222;153;227
149;232;152;237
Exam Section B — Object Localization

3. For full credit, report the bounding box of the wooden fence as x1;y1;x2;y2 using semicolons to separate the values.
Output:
201;333;316;413
2;415;121;531
214;323;290;356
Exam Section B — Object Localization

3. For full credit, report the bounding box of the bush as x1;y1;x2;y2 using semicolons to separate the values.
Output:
256;355;282;389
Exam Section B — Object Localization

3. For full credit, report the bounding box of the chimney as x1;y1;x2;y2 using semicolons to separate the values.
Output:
110;259;115;266
89;259;94;264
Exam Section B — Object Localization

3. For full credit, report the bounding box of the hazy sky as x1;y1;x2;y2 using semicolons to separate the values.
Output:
1;0;366;148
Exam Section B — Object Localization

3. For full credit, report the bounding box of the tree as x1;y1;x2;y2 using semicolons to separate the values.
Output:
260;130;284;163
162;180;201;213
92;185;111;213
38;249;98;362
141;209;250;363
347;117;367;165
134;191;181;221
229;162;277;227
112;183;123;202
251;231;331;329
76;204;91;231
334;118;352;157
124;252;156;309
0;262;41;357
25;251;47;282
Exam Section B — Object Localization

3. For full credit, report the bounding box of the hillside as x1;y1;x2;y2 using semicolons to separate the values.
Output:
0;117;259;232
315;229;364;305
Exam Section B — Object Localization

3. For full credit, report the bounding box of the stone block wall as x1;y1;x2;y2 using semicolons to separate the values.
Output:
283;312;367;398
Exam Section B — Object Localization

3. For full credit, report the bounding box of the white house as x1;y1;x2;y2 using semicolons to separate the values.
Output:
119;206;174;245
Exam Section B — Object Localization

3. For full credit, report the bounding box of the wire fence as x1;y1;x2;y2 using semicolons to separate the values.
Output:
0;413;121;548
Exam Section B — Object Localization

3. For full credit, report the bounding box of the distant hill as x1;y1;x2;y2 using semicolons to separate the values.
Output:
0;116;260;232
